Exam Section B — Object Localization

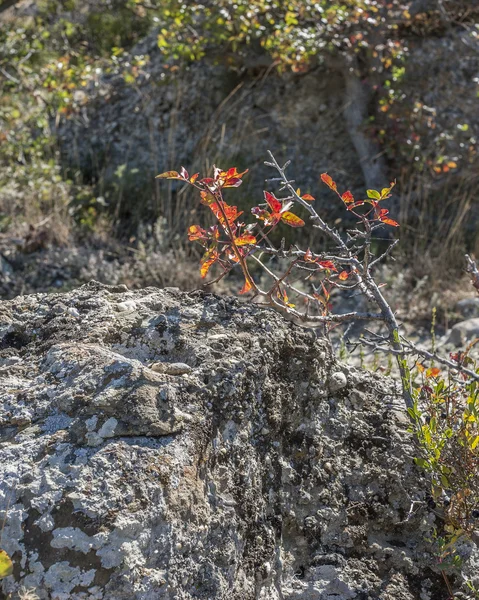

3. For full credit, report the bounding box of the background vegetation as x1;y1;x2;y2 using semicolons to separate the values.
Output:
0;0;478;321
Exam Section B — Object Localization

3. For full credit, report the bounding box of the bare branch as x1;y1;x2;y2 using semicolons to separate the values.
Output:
465;254;479;294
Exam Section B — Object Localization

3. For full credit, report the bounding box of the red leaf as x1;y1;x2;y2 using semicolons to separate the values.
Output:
302;193;315;202
318;260;337;271
180;166;189;180
320;173;337;192
264;191;282;214
341;190;354;204
281;211;305;228
239;278;253;295
234;233;257;246
338;271;349;280
190;173;200;184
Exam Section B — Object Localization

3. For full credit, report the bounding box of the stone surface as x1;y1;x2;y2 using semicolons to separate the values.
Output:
0;282;477;599
448;317;479;347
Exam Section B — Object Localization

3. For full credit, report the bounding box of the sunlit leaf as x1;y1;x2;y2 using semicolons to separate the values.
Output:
338;271;349;280
320;173;337;192
278;289;295;308
156;170;181;179
200;249;219;278
381;217;399;227
190;173;200;183
281;211;305;227
341;191;354;204
234;233;257;246
367;189;381;200
239;278;252;295
318;260;337;271
426;367;441;378
180;166;189;180
188;224;207;241
301;193;315;202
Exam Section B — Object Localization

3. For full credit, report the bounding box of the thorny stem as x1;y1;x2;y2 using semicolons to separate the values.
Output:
265;151;413;411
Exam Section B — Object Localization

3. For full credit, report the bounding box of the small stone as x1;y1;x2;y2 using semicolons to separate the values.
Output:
149;362;192;375
329;371;347;391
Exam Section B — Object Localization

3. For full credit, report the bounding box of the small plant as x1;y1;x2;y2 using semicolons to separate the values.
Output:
157;154;416;410
409;350;479;597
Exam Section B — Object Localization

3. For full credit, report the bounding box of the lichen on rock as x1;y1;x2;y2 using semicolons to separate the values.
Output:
0;282;472;599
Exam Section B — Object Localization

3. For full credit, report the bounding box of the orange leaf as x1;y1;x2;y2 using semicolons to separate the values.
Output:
341;191;354;204
156;170;181;179
234;233;257;246
220;167;249;188
190;173;200;183
338;271;349;280
200;250;219;278
281;211;305;228
320;173;337;192
426;367;441;378
381;217;399;227
377;208;399;227
302;193;315;202
239;278;252;295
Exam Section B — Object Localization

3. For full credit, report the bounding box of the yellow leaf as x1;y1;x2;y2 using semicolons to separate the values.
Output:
0;550;13;579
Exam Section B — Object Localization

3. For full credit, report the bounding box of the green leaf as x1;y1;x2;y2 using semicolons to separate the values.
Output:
367;189;381;200
0;550;13;579
471;435;479;450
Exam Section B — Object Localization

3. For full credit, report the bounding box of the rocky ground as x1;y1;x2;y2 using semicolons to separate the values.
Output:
1;282;478;599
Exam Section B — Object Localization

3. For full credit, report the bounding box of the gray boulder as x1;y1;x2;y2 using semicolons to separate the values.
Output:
0;282;475;599
448;317;479;347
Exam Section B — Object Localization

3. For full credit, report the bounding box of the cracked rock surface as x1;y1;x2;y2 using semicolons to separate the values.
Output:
0;282;470;599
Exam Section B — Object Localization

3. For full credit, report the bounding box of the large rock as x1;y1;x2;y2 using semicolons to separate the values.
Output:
0;282;475;599
448;317;479;347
